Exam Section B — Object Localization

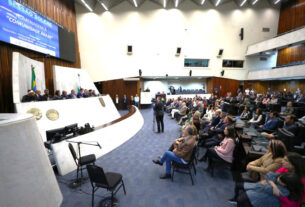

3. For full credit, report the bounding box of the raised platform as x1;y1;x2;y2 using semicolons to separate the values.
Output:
15;95;120;142
52;106;144;175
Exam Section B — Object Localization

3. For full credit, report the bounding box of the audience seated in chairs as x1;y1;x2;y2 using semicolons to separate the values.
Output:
262;114;298;140
281;101;294;116
240;106;251;120
152;126;196;179
258;111;279;132
275;152;305;207
21;87;99;102
240;140;287;183
173;102;188;121
199;114;235;150
199;126;236;173
248;108;264;128
232;172;303;207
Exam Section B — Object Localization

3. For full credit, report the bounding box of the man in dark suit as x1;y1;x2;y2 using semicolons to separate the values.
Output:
122;94;128;110
34;90;42;101
77;88;84;98
21;90;36;102
154;97;164;133
41;89;52;101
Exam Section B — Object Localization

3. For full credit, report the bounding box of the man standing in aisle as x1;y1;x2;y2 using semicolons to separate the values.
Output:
115;94;120;109
154;97;164;133
134;94;140;108
122;94;128;110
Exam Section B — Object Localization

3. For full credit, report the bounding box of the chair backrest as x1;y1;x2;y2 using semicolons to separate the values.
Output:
86;165;109;188
189;145;197;164
68;143;78;161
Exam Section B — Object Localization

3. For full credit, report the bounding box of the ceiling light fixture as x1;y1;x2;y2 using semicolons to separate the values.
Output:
133;0;138;7
175;0;179;7
215;0;221;7
99;1;108;10
274;0;281;4
240;0;247;7
201;0;206;4
163;0;166;8
252;0;259;5
81;0;93;12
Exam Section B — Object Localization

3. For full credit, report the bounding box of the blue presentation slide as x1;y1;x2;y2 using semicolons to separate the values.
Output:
0;0;60;57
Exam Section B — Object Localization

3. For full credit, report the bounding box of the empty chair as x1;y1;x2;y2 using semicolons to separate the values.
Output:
86;165;126;207
68;143;96;185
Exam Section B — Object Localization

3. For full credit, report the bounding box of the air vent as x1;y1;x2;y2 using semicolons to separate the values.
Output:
262;28;270;32
260;57;268;61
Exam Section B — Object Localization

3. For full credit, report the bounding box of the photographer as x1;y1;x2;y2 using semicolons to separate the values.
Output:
154;97;164;133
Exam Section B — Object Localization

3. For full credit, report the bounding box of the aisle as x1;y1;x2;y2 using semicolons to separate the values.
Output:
58;108;235;207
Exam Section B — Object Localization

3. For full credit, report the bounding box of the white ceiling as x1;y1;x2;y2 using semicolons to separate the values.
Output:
75;0;286;11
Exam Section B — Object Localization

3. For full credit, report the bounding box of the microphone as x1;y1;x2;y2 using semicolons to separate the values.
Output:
97;142;102;149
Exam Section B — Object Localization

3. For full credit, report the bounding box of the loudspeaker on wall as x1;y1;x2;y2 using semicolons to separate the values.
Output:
218;49;223;56
176;47;182;56
127;45;133;54
240;28;244;40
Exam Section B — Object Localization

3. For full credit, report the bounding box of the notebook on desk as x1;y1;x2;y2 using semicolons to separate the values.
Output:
252;145;268;153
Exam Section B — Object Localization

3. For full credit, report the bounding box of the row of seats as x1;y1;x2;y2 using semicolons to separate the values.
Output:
174;89;206;94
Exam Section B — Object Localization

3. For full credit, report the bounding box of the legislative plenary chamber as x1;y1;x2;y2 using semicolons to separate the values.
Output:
0;0;305;207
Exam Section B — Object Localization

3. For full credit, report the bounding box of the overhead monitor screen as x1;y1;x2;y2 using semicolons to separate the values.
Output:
0;0;76;62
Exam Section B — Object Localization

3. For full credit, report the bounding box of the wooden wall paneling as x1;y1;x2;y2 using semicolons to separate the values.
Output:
101;79;139;109
277;44;305;66
0;0;81;113
207;78;213;94
278;0;305;35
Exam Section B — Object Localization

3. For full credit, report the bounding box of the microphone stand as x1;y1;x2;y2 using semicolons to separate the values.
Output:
66;140;101;188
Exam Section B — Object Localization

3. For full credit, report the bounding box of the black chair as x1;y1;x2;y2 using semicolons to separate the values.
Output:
86;165;126;207
171;146;197;185
68;143;96;184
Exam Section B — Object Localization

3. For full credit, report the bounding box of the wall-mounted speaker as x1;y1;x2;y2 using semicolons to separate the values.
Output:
221;70;225;76
127;45;133;54
189;70;192;77
139;69;142;77
218;49;223;56
176;47;182;56
240;28;244;40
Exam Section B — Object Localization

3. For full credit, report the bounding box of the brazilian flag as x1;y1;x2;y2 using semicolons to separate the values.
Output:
31;65;37;92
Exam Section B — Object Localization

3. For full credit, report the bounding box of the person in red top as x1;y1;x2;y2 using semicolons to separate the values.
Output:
275;152;305;207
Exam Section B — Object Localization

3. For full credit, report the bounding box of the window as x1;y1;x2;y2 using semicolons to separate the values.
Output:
184;59;209;67
222;60;244;68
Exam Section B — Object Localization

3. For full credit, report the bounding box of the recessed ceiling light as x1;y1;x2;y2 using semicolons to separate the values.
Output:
133;0;138;7
240;0;247;7
175;0;179;7
274;0;281;4
81;0;93;12
215;0;221;7
163;0;166;8
201;0;206;4
252;0;259;5
99;1;108;10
